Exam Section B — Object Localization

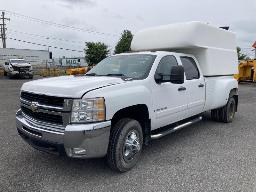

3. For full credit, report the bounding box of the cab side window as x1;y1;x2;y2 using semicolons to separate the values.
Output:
180;56;200;80
155;55;178;81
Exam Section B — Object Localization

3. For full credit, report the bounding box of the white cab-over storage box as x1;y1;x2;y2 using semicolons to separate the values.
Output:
131;22;238;76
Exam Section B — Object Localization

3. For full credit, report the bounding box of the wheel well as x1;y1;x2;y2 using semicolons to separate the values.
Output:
111;104;151;144
230;88;238;111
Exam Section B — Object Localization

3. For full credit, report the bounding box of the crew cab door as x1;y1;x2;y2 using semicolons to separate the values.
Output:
152;55;188;129
180;56;205;116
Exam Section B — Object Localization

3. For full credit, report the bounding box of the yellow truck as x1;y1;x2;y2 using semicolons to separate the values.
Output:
235;60;256;82
66;67;88;75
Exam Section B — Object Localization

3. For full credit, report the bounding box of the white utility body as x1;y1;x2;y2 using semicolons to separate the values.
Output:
16;22;238;172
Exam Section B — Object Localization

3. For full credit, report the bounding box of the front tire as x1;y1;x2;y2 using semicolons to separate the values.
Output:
107;118;143;172
7;73;13;79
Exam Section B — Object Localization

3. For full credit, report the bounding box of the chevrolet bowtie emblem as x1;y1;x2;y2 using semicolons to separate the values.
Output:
30;101;39;112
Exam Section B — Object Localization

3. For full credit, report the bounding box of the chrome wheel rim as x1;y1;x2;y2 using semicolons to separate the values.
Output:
123;130;141;162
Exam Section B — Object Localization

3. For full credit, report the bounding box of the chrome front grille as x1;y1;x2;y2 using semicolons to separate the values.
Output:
22;112;65;132
13;66;30;72
20;91;72;131
21;92;65;107
21;106;63;124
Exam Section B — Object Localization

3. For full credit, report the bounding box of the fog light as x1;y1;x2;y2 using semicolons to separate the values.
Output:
66;148;87;157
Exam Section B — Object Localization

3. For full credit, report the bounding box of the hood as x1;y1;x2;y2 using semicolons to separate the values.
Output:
11;63;31;67
21;75;125;98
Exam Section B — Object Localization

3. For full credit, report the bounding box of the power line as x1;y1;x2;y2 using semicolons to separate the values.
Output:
7;29;114;50
0;11;10;48
240;47;254;49
8;29;84;45
8;37;84;53
4;10;118;37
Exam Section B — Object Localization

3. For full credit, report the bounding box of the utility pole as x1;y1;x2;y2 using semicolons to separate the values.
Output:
0;11;10;48
252;41;256;59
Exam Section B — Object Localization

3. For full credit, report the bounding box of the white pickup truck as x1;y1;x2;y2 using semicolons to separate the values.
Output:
3;59;33;79
16;22;238;172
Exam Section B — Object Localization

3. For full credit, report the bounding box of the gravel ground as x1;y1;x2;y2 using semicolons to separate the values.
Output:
1;77;256;192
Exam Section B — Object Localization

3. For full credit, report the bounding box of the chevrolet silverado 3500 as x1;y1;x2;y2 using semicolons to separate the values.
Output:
16;22;238;172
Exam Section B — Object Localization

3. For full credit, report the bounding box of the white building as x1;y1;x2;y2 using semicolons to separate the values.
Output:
0;48;50;67
52;57;87;67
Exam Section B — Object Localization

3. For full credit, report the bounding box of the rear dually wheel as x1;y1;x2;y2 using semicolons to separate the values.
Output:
211;96;237;123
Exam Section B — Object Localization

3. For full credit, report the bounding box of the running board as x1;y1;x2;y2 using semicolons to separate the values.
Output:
151;116;202;140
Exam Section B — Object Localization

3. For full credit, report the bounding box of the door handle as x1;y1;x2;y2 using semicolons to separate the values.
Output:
178;86;186;91
198;83;204;88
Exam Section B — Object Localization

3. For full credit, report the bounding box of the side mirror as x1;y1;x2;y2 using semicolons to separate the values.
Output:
170;65;184;84
5;62;9;65
154;73;163;83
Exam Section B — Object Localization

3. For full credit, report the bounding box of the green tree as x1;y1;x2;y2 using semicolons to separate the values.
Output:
85;42;109;66
114;30;133;54
237;47;248;60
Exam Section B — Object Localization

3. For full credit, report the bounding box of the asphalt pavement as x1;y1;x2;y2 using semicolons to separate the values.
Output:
1;77;256;192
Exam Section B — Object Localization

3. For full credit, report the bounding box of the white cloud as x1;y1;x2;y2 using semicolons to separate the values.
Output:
1;0;256;57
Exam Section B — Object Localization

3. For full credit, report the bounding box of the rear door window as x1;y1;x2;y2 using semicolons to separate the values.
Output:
180;57;200;80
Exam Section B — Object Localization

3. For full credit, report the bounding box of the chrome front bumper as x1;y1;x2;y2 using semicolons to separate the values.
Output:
16;109;111;158
10;71;33;76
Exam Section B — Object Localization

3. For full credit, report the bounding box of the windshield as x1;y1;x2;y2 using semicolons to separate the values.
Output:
86;54;156;79
10;60;26;64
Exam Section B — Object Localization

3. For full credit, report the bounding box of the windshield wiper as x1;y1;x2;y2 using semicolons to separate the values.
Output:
86;73;133;80
86;73;97;76
106;73;125;77
106;73;133;80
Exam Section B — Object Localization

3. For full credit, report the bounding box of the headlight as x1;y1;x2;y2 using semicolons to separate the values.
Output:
71;98;105;123
9;65;13;70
